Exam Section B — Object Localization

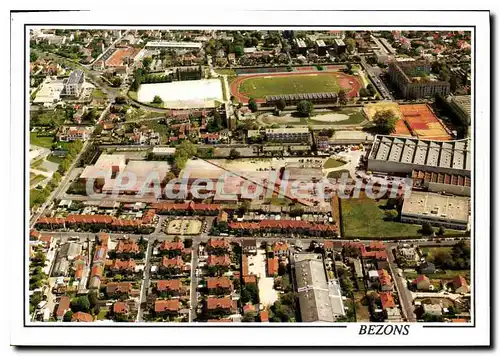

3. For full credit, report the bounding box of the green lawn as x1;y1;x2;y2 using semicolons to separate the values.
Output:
30;133;54;149
324;158;347;169
30;174;46;186
92;88;107;100
420;247;453;259
238;73;341;99
215;68;237;76
46;154;64;164
327;169;351;179
341;196;421;238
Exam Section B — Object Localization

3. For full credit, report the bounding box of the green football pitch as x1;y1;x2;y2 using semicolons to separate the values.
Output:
238;73;342;98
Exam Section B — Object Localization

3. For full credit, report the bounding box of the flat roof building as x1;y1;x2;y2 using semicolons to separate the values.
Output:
401;191;470;230
293;253;345;322
368;135;471;176
145;41;203;51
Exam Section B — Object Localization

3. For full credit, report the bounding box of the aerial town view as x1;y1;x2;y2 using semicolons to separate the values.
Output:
28;28;472;324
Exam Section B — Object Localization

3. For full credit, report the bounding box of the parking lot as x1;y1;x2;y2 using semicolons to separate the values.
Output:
247;249;279;308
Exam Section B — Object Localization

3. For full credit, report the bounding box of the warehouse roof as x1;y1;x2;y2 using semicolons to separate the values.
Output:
401;191;470;223
369;135;471;172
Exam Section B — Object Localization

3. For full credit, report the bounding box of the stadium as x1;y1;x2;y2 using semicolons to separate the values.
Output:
230;69;362;104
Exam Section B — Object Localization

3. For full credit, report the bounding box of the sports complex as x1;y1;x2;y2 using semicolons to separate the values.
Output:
230;66;362;104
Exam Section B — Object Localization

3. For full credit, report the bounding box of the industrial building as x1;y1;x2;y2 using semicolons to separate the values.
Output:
411;170;471;196
264;127;311;143
367;135;471;177
400;191;470;230
388;60;450;99
293;253;345;322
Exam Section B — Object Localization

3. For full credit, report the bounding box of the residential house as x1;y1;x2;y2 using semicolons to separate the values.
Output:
207;277;233;295
452;275;470;294
207;238;230;254
259;310;269;322
71;311;93;322
241;239;257;255
160;256;185;274
423;304;443;317
273;242;289;257
243;303;256;315
206;297;233;314
413;275;431;291
156;280;183;296
207;255;231;268
380;291;396;310
115;240;140;255
106;282;133;298
266;257;279;277
113;301;130;315
242;274;257;285
378;269;393;291
109;259;137;275
55;296;71;321
155;299;180;315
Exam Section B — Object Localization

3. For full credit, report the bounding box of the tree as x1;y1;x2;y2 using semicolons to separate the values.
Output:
373;110;397;134
384;209;399;221
437;226;446;236
338;90;348;106
71;296;90;313
242;311;257;322
276;98;287;111
296;100;314;117
450;76;458;93
63;310;74;322
359;88;369;98
248;98;258;113
234;45;244;57
229;148;241;159
30;52;38;62
152;95;163;104
142;57;153;69
345;38;356;53
115;95;127;104
421;222;435;236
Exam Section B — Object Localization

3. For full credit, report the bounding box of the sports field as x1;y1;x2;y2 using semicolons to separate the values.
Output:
231;71;361;103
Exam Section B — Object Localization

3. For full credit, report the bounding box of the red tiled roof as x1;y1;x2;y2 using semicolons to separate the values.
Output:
207;277;232;290
56;296;70;317
113;301;129;314
151;202;221;212
160;240;184;251
260;310;269;322
207;318;233;322
243;303;256;314
380;292;396;310
110;259;136;271
106;282;133;295
156;279;181;292
228;220;338;233
413;275;430;285
71;311;93;322
243;274;257;285
241;255;249;276
115;240;140;254
453;275;469;289
273;242;289;252
267;257;279;276
207;254;231;267
91;263;104;277
74;263;85;280
155;299;180;313
161;256;184;268
207;238;229;250
378;269;392;286
207;297;232;310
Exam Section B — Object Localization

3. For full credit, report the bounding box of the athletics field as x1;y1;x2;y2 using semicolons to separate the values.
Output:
230;71;362;103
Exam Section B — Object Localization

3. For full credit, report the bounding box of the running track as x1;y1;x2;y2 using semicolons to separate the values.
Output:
230;70;362;104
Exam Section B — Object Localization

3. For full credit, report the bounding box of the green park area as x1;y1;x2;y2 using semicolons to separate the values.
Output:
30;132;54;149
341;195;421;238
323;158;347;169
238;73;342;99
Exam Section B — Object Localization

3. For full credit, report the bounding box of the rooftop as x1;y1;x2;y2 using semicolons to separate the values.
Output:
401;191;470;223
